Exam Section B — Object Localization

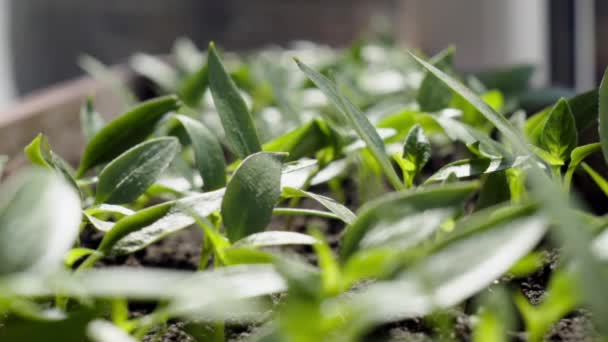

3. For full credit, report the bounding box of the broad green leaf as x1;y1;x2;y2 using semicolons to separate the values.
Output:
87;320;137;342
281;187;356;224
263;119;333;162
294;58;404;190
98;189;224;255
222;152;285;242
76;96;180;178
476;171;510;210
416;47;454;112
80;98;105;143
340;182;478;260
526;90;598;145
95;137;179;204
338;205;546;328
426;156;530;183
540;98;577;162
0;170;81;275
130;53;178;92
178;63;209;107
600;67;608;164
174;115;226;190
564;143;601;189
208;43;261;159
233;231;317;248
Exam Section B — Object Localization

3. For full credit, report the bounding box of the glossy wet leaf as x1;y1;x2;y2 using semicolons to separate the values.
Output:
222;152;285;242
80;98;105;143
295;58;404;190
96;137;180;204
233;231;317;248
98;189;225;255
208;43;261;159
0;170;81;275
416;47;454;112
340;182;478;260
76;96;180;177
600;67;608;164
281;187;356;224
540;98;577;162
174;115;226;190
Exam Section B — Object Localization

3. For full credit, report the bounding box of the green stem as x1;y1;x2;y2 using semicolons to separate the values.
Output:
75;251;104;273
273;207;341;221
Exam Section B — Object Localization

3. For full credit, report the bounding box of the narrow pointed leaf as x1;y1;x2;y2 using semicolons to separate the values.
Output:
426;156;530;183
295;58;404;190
76;95;180;177
233;231;317;248
222;152;285;242
564;143;601;188
401;124;431;174
96;137;180;204
174;115;226;190
80;98;105;142
263;119;333;162
416;47;454;112
281;186;356;224
208;43;261;159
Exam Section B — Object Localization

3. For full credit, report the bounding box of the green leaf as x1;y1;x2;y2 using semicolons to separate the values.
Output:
95;137;180;204
178;62;209;108
233;231;317;248
409;52;522;149
526;90;597;145
174;115;226;190
426;156;530;183
339;204;546;326
564;143;601;189
24;134;80;193
540;98;577;162
263;119;334;162
64;248;98;268
97;189;224;255
76;95;181;178
84;213;114;232
222;152;285;242
294;58;404;190
599;67;608;164
340;181;478;260
401;124;431;172
416;47;455;112
0;170;81;275
281;187;356;224
515;270;578;342
433;113;508;158
476;171;511;210
80;98;105;143
208;43;262;159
